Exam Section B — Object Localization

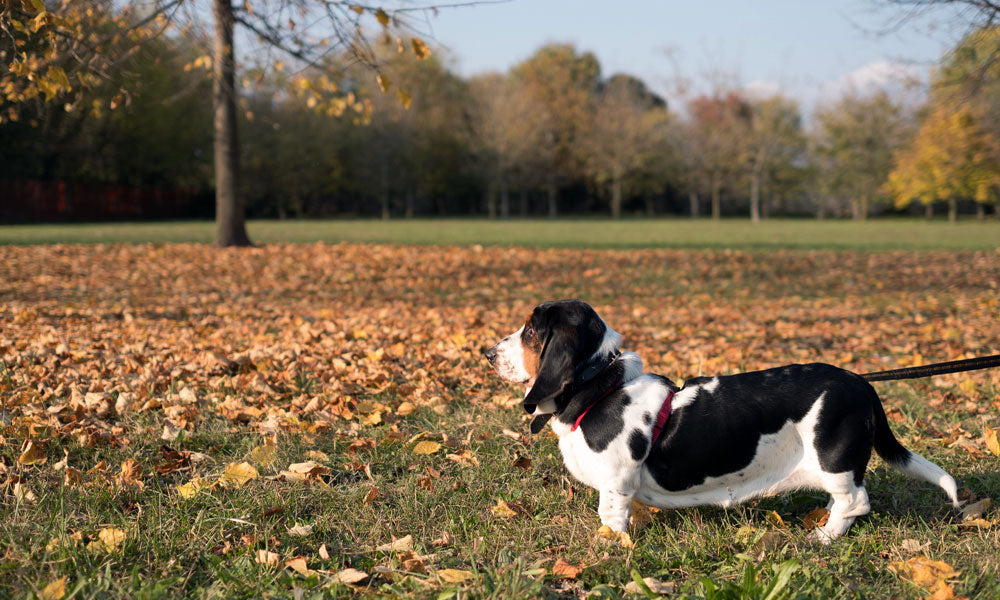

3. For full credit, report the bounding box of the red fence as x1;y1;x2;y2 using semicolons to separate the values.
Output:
0;179;198;222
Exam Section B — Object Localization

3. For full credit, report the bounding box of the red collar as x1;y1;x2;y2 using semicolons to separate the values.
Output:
571;379;622;432
650;390;674;445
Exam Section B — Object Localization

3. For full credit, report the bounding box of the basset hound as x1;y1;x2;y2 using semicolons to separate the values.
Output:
484;299;959;542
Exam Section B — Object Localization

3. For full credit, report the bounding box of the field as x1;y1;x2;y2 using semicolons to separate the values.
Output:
1;227;999;599
0;217;999;249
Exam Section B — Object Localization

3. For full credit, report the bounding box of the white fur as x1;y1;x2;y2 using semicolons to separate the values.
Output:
491;326;533;385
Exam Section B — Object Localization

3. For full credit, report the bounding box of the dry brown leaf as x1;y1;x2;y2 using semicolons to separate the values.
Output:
18;440;47;466
551;557;584;579
286;523;313;537
629;500;653;529
318;543;330;560
961;498;992;521
625;576;676;595
285;556;313;576
376;534;413;552
256;549;280;567
512;454;532;470
802;507;830;529
766;510;786;527
334;567;369;585
363;486;379;505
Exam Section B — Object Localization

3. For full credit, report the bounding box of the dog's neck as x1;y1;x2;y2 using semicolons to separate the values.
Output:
555;350;643;422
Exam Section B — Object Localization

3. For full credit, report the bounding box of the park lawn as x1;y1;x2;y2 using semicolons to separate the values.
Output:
1;243;999;599
0;217;998;249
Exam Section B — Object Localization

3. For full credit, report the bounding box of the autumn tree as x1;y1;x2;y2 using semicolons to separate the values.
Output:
578;74;669;219
812;91;912;219
1;0;449;245
685;93;751;220
467;73;545;218
511;44;600;217
743;94;804;222
886;105;999;221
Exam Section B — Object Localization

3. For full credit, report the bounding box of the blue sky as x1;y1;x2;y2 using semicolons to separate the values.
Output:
415;0;969;111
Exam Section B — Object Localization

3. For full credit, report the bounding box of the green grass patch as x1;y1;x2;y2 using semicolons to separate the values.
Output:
0;218;998;249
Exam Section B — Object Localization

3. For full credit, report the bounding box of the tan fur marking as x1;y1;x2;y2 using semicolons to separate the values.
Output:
521;319;540;378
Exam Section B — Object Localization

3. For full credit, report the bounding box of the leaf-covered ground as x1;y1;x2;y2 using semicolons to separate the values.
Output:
1;243;999;599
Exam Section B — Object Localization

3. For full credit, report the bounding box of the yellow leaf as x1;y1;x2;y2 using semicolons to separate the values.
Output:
350;5;364;14
177;476;209;499
39;576;66;600
959;378;977;396
413;441;441;455
274;61;285;72
438;568;474;584
376;73;390;93
256;549;280;567
18;440;47;466
985;426;1000;457
766;510;786;527
410;37;431;59
396;89;412;109
595;525;634;548
396;401;415;416
374;8;390;27
249;442;278;466
218;462;259;488
89;528;125;552
491;499;517;518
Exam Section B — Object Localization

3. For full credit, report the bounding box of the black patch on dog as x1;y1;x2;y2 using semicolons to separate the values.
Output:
645;363;879;492
629;429;648;461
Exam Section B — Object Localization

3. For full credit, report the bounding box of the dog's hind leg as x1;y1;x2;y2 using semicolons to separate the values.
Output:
809;474;871;544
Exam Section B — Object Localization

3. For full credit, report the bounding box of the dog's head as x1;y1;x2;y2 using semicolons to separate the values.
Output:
484;299;620;429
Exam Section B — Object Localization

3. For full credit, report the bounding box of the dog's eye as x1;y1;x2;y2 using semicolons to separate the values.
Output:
525;327;535;339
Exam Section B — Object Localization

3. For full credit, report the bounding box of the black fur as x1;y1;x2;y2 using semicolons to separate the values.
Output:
628;429;648;461
646;363;878;491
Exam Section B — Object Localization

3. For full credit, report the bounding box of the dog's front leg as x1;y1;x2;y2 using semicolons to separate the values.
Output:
598;488;636;532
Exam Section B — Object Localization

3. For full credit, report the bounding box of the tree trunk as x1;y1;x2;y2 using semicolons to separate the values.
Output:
948;197;957;223
975;202;985;220
379;158;390;220
546;178;558;218
689;190;699;218
924;203;933;219
749;169;760;223
405;191;414;218
860;195;868;221
485;180;496;219
499;177;510;219
710;175;721;220
212;0;251;247
519;189;528;217
644;194;654;216
610;174;622;219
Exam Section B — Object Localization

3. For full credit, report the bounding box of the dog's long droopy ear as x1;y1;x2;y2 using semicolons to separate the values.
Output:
523;314;575;413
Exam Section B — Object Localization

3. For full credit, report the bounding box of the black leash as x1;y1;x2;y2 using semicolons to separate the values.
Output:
861;354;1000;382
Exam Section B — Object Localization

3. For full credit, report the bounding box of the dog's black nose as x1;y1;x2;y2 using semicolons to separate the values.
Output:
484;346;497;365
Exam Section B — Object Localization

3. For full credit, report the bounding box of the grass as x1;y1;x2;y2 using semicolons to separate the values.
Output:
1;243;998;599
0;217;998;249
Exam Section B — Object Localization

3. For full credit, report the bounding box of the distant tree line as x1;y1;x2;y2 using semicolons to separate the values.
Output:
2;25;998;221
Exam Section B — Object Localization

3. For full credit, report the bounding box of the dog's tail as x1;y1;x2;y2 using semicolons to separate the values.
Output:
870;387;960;508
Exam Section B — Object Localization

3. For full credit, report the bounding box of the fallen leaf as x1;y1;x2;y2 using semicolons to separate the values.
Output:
363;486;379;505
437;568;474;584
285;556;313;576
318;543;330;560
766;510;786;527
376;534;413;552
249;442;278;466
961;498;991;521
413;441;441;455
595;525;634;548
431;531;453;547
39;576;67;600
629;500;653;529
802;507;830;529
287;523;314;537
625;576;676;596
552;557;584;579
958;518;992;529
176;476;209;499
491;499;517;518
334;567;369;585
18;440;46;466
256;549;280;567
984;426;1000;457
901;538;929;554
396;401;415;416
512;454;531;470
218;462;259;488
89;528;126;552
